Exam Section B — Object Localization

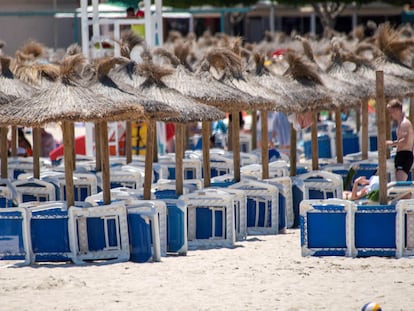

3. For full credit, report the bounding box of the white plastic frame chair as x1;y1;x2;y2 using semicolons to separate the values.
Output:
300;199;356;257
12;179;56;203
0;206;32;266
229;179;279;235
68;203;130;264
396;199;414;258
298;171;343;200
180;189;236;249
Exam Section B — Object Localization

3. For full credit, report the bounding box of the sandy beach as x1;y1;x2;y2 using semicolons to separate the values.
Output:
1;228;413;311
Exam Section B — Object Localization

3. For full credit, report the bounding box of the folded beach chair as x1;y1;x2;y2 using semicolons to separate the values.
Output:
353;203;397;257
396;199;414;258
0;206;32;265
229;179;279;235
12;179;56;203
180;189;236;249
300;199;356;257
68;203;130;264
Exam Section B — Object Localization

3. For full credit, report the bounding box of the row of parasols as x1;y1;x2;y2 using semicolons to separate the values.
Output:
0;22;413;207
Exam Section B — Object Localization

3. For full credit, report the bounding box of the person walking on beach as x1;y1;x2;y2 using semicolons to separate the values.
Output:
386;99;414;181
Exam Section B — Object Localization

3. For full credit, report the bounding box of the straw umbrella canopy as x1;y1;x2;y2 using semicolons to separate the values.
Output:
325;39;375;102
373;23;414;83
296;35;367;164
153;46;256;111
282;49;335;171
153;46;260;186
0;91;17;178
0;54;145;207
110;54;225;198
87;56;179;166
197;47;293;181
0;55;36;178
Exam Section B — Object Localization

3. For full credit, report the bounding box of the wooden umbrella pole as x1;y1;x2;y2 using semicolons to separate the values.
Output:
289;124;297;177
62;121;75;208
361;100;368;160
228;116;233;152
0;127;8;179
10;126;17;157
375;71;388;205
125;120;132;164
311;111;319;171
100;120;111;205
335;108;343;164
232;112;241;182
143;120;155;200
153;122;158;163
70;123;76;171
251;109;257;150
355;107;361;133
260;110;269;180
202;121;211;188
175;123;184;196
32;127;41;179
95;122;102;172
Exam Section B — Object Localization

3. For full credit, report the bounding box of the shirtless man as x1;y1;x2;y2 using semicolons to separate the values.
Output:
386;99;414;181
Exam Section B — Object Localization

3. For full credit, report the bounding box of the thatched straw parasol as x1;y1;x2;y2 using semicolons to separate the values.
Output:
0;91;17;178
153;46;257;186
282;49;335;171
0;55;36;177
0;54;145;207
373;23;414;83
325;38;374;101
0;56;34;98
296;35;366;163
110;53;225;198
88;56;180;166
153;47;255;111
198;47;292;181
202;48;289;112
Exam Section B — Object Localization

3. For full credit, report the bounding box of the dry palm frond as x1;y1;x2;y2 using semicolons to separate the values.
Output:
344;53;374;68
206;48;243;79
153;47;180;67
353;25;366;42
60;54;89;85
20;40;45;59
295;35;315;63
0;56;13;78
284;50;323;85
173;42;193;71
65;43;82;57
230;37;243;57
15;50;35;63
38;63;60;82
166;30;183;44
253;53;268;76
95;56;129;79
136;61;174;88
121;30;145;57
376;22;414;64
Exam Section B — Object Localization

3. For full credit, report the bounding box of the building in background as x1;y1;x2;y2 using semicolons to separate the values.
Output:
0;0;407;55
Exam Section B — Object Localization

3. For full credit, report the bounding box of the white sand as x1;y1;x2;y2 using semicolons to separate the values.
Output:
1;229;414;311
